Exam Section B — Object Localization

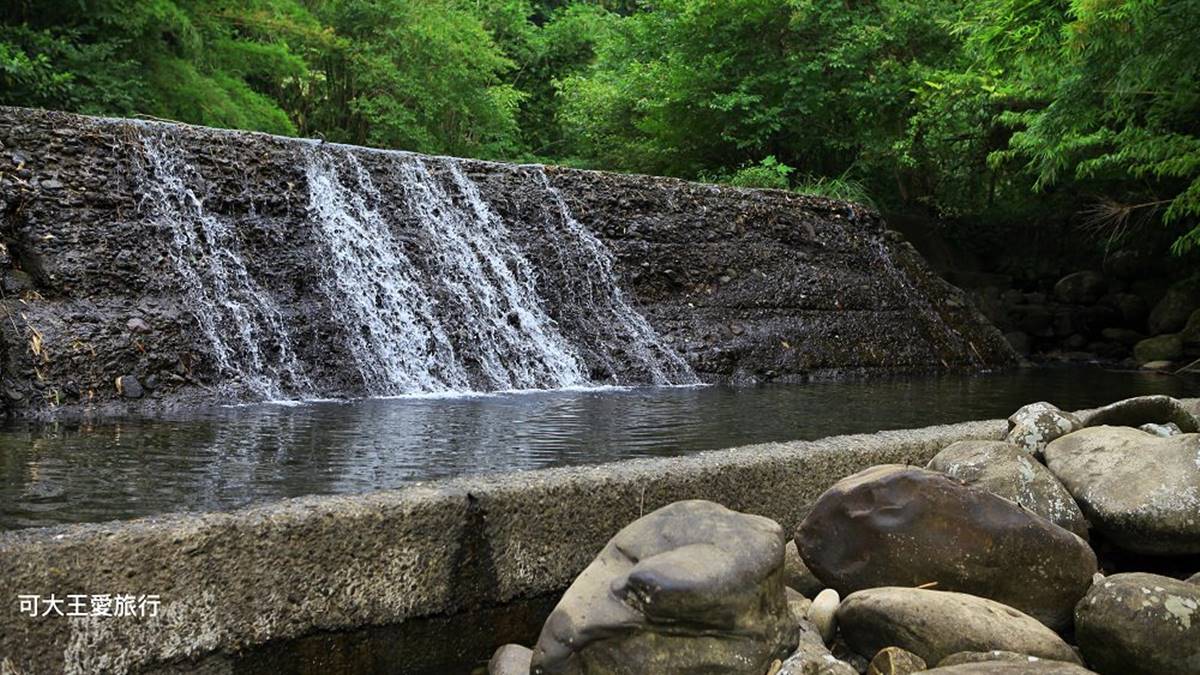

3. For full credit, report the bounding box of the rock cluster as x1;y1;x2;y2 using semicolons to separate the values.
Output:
488;395;1200;675
967;264;1200;368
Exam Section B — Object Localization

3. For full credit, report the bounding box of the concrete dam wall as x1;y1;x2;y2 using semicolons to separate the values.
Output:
0;107;1013;416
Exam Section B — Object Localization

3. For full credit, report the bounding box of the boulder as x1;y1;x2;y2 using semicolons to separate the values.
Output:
1005;402;1081;456
938;651;1073;667
927;440;1089;539
1100;327;1144;346
796;466;1097;630
777;618;857;675
785;540;825;597
835;588;1080;666
1134;334;1182;363
1189;572;1200;586
1080;395;1200;432
1075;572;1200;675
490;644;534;675
920;661;1096;673
867;646;926;675
531;500;798;674
1055;271;1105;304
1182;309;1200;346
1148;281;1200;335
1044;427;1200;554
1101;293;1148;326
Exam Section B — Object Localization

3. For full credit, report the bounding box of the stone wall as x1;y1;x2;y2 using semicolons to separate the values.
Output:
0;107;1014;417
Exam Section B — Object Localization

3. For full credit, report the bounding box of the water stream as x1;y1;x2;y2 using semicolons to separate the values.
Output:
133;127;694;400
1;368;1194;530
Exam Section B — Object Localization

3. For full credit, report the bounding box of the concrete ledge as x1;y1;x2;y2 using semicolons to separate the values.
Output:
0;417;1011;674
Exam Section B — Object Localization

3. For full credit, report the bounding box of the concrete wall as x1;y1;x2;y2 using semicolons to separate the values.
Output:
0;418;1007;674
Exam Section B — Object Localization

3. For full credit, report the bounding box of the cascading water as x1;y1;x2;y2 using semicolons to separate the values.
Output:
132;127;310;399
393;156;590;390
535;169;697;385
304;149;471;393
132;124;693;400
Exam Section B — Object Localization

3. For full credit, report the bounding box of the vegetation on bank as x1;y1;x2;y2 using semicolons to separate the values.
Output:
1;0;1197;257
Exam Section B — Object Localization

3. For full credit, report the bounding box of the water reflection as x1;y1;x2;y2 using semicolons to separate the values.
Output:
1;368;1195;530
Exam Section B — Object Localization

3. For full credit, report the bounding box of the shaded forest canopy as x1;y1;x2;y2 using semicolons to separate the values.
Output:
1;0;1197;259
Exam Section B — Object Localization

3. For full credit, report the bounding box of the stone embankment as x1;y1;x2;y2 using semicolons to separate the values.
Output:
0;106;1013;417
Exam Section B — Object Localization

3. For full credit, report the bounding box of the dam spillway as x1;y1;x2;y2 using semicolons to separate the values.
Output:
0;107;1013;416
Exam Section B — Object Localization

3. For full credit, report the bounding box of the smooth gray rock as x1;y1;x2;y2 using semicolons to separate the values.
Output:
1080;394;1200;432
490;644;533;675
1148;281;1200;335
927;440;1089;539
531;500;798;674
1005;402;1081;456
1055;271;1105;304
1044;427;1200;554
1075;572;1200;675
938;651;1069;667
808;589;840;644
1134;334;1183;363
1188;572;1200;586
835;588;1080;667
797;465;1097;630
920;661;1096;673
785;539;826;597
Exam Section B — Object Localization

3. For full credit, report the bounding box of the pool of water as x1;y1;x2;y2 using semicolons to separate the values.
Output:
1;367;1196;530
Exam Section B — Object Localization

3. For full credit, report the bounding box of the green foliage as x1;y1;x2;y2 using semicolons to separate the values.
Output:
0;0;1195;256
723;156;794;191
793;173;876;208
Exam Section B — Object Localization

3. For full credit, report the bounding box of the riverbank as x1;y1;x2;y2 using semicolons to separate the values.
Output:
1;415;1006;673
2;397;1194;674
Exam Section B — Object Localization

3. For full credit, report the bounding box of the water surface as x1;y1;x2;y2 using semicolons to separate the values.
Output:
1;368;1195;530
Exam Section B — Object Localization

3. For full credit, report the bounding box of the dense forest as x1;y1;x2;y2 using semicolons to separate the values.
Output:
1;0;1197;261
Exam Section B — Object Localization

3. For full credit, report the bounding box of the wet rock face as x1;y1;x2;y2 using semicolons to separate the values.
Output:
1044;427;1200;555
927;440;1089;539
834;587;1080;666
796;465;1097;630
0;107;1015;417
1005;402;1082;456
1074;573;1200;675
530;500;797;674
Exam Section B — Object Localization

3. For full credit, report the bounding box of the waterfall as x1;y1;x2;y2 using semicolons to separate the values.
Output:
129;124;693;400
392;156;589;390
535;169;698;385
304;150;471;393
133;128;310;399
